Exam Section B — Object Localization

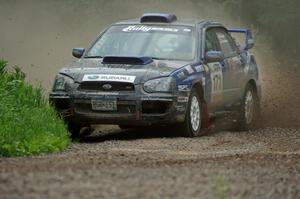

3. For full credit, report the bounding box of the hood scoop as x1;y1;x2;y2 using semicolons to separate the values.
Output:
102;56;153;65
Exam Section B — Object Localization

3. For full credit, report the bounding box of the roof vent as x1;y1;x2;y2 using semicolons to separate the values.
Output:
140;13;177;23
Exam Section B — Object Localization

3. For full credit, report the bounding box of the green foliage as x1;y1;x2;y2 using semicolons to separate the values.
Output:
0;60;7;76
0;60;70;157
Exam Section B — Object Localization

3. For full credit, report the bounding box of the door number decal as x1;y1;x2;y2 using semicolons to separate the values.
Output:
208;63;223;92
208;63;223;103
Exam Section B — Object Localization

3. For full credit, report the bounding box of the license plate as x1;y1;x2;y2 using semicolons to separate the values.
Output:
91;99;117;111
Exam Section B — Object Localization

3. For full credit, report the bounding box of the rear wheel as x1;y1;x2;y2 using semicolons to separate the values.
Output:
177;89;203;137
236;84;260;130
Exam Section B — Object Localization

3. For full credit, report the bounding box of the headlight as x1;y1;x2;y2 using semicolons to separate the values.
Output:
52;74;74;92
143;77;175;93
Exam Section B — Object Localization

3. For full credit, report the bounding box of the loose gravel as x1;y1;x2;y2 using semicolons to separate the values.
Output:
0;125;299;199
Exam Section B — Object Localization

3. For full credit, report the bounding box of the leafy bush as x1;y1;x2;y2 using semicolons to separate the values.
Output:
0;60;70;157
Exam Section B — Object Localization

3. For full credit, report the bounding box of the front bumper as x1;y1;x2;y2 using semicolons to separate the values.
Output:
49;89;188;126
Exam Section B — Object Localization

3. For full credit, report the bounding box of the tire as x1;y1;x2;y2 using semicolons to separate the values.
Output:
236;83;260;130
118;125;135;130
118;125;150;131
177;89;203;137
67;122;82;139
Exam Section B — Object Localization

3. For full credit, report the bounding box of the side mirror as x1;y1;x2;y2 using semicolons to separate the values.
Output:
205;51;224;63
72;48;85;58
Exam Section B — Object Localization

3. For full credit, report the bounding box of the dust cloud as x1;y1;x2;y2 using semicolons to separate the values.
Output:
0;0;237;89
0;0;299;127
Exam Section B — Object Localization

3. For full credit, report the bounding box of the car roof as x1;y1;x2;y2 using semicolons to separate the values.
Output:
114;17;224;28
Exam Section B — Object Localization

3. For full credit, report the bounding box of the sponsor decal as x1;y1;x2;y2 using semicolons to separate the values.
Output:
194;65;204;73
203;64;209;73
82;74;136;83
87;75;100;80
183;28;192;32
123;25;179;33
185;65;194;74
177;71;186;80
175;105;186;112
202;77;206;86
177;85;190;91
177;96;189;103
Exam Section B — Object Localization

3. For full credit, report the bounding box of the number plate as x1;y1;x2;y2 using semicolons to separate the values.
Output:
91;99;117;111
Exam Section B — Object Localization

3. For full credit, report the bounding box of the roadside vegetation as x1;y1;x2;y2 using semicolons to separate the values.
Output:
0;60;70;157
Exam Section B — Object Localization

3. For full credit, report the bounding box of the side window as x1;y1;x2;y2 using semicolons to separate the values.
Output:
215;29;238;58
204;29;220;53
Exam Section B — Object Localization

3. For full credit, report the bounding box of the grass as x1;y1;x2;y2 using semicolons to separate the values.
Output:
0;60;70;157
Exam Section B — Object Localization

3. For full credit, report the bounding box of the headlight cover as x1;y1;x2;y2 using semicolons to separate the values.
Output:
52;74;74;92
143;77;175;93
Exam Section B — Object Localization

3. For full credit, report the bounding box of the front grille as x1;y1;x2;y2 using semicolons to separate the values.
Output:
78;82;135;92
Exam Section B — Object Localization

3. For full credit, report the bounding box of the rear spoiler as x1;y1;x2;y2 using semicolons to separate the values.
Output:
228;29;254;50
102;56;153;65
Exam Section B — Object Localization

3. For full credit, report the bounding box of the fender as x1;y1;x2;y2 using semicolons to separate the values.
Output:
171;63;207;94
171;63;210;129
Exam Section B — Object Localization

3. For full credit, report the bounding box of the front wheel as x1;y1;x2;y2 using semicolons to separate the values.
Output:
68;122;92;140
177;89;203;137
236;84;260;130
118;125;136;130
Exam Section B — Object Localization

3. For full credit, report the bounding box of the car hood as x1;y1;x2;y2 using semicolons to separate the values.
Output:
59;58;190;84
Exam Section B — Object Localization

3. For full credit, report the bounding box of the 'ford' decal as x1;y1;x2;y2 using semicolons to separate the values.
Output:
87;75;100;80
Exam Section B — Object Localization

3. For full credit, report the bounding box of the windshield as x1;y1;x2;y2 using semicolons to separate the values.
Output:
86;25;196;61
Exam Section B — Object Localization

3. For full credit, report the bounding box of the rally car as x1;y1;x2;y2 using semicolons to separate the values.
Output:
50;13;261;138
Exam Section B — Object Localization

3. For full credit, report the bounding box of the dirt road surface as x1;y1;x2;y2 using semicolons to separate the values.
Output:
1;125;299;199
1;2;300;199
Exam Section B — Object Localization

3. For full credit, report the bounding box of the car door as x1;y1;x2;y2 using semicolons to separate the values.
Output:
214;28;244;105
203;28;225;111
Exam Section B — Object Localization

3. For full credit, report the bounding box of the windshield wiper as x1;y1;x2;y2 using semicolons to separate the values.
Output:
84;56;103;59
151;57;174;61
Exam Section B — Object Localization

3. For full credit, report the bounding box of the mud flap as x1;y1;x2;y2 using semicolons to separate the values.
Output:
201;100;210;129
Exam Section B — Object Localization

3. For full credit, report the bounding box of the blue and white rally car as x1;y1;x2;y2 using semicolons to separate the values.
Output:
50;13;261;138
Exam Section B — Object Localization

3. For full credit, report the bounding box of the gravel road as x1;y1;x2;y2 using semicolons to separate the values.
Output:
1;124;299;199
1;59;300;199
0;2;299;198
